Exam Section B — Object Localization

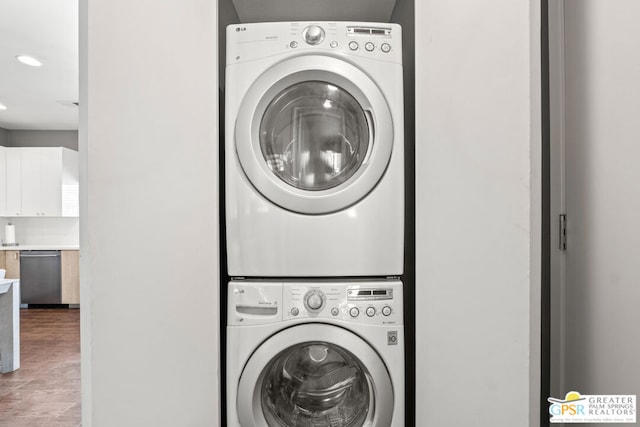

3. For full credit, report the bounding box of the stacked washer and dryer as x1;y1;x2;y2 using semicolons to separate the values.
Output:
225;21;405;427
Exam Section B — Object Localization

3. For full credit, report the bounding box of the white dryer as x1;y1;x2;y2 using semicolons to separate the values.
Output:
225;21;404;277
226;280;404;427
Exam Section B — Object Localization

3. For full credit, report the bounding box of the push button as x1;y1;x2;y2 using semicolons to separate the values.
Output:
290;41;298;48
365;42;375;52
349;307;360;318
381;43;391;53
366;307;376;317
348;41;359;51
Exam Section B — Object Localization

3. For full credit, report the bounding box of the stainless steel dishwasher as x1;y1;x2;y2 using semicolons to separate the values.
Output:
20;250;62;304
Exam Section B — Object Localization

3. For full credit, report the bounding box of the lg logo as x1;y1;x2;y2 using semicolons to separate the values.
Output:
235;27;247;32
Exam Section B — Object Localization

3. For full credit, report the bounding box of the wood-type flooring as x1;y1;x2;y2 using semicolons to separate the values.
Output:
0;308;81;426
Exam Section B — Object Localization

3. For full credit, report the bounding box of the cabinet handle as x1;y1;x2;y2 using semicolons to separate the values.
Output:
15;252;18;260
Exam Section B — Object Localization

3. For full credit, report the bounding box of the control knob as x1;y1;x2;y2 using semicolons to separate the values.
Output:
304;25;325;45
304;290;325;312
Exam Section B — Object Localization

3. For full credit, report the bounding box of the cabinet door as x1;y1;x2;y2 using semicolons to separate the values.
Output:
6;148;22;217
40;148;63;216
61;250;80;304
16;148;64;217
61;149;80;217
5;250;20;279
20;148;41;216
0;147;6;216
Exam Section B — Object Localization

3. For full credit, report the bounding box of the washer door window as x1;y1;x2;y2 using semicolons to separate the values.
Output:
237;325;394;427
235;55;394;214
262;342;369;426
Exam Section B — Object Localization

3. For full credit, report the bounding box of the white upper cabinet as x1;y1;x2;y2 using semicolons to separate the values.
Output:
0;147;6;217
4;147;79;217
5;148;22;217
20;148;42;216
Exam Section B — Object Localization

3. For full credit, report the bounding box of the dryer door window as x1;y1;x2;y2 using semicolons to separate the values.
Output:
236;324;394;427
261;342;370;426
260;81;369;191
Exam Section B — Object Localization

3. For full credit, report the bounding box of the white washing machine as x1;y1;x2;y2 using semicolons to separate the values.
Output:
226;280;404;426
225;21;404;277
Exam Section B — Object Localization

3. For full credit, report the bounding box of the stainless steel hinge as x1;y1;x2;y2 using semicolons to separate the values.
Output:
559;214;567;251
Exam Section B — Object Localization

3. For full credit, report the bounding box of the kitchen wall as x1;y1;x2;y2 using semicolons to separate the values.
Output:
6;217;79;246
0;127;8;146
4;130;78;150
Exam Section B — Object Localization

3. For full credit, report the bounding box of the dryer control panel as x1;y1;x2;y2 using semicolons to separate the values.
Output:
227;21;402;65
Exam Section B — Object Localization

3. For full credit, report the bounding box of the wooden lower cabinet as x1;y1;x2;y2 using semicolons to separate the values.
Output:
4;250;20;279
61;250;80;305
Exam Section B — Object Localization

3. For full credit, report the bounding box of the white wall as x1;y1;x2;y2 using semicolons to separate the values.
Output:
81;0;220;425
561;0;640;402
415;1;541;425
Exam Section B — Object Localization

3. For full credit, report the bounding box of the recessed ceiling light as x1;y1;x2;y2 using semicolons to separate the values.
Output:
0;104;7;111
16;55;43;67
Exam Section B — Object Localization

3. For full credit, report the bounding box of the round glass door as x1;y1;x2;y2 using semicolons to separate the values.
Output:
236;324;394;427
234;55;394;214
261;342;371;426
260;81;369;192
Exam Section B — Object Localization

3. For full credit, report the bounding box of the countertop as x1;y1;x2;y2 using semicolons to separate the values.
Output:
0;246;79;251
0;279;19;293
0;279;17;293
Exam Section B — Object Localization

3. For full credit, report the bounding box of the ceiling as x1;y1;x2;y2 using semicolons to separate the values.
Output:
0;0;78;130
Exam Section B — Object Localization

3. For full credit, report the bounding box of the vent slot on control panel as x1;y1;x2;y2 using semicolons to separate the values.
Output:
347;288;393;301
347;27;392;37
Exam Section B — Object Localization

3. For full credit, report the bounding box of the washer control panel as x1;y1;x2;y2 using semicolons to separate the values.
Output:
229;280;403;326
227;21;402;65
284;281;403;325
